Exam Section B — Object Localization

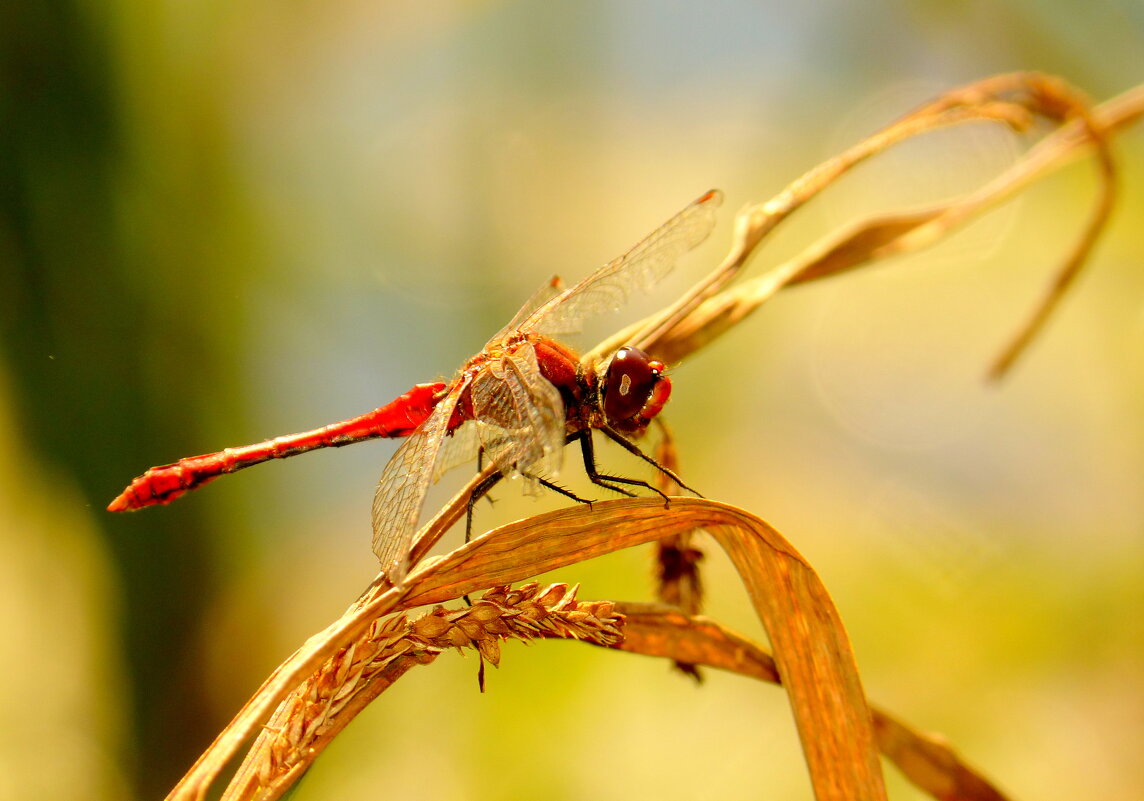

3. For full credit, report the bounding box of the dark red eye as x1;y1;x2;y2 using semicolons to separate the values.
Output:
602;346;671;429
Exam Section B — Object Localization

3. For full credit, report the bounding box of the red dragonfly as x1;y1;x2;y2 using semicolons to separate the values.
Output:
110;189;722;580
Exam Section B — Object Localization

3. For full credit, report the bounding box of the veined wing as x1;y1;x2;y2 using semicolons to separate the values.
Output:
468;341;565;482
370;384;465;582
489;275;566;344
434;415;482;481
519;189;722;338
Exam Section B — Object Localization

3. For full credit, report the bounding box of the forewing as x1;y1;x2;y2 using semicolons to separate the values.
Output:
522;189;722;337
434;418;481;481
489;276;566;343
469;343;565;481
370;386;462;582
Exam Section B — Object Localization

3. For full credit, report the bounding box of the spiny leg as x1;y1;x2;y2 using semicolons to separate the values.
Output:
575;431;669;502
464;431;679;551
464;469;505;546
460;468;605;610
463;470;603;548
461;469;504;609
600;426;702;497
534;475;615;504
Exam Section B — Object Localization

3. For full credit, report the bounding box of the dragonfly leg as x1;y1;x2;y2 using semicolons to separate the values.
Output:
600;426;702;497
533;475;612;503
461;469;504;609
575;431;669;502
463;466;602;551
465;470;504;546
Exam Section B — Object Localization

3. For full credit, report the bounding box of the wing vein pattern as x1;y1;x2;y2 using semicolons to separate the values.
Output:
370;384;464;580
522;191;721;337
471;343;565;482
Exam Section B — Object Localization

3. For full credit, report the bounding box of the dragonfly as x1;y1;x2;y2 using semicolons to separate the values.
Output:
110;189;723;581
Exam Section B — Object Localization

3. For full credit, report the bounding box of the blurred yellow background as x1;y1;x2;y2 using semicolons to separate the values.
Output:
1;2;1142;800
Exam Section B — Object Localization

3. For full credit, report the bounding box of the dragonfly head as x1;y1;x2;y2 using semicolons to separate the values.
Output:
601;346;672;433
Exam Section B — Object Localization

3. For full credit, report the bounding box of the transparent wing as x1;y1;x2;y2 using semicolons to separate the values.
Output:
489;275;566;343
469;342;565;481
434;418;481;481
520;189;722;337
370;386;464;582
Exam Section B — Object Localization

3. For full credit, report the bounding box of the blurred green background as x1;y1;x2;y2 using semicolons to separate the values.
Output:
1;1;1142;799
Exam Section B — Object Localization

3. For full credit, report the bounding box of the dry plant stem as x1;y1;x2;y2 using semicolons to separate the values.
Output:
166;463;499;801
781;80;1141;290
393;497;888;801
608;603;1010;801
651;420;703;616
178;497;886;801
650;84;1118;369
656;77;1139;370
857;73;1119;379
225;584;623;801
585;72;1043;365
650;421;705;679
984;98;1118;378
595;75;1142;375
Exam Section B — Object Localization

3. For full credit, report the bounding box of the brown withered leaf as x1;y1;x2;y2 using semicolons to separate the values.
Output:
650;421;706;679
394;497;887;801
589;74;1142;378
173;494;885;801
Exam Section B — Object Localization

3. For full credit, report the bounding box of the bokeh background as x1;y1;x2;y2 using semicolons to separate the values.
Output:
2;2;1142;800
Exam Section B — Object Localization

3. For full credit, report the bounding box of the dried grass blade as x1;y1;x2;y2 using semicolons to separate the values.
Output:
873;714;1011;801
705;512;886;800
583;74;1045;365
609;601;780;682
394;497;886;801
646;79;1142;369
986;98;1118;378
607;603;1011;801
650;423;705;678
177;492;879;801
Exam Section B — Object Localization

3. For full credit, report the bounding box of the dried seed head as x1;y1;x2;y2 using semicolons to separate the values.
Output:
239;583;625;797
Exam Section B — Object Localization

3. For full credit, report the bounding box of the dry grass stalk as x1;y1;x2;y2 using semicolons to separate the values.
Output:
649;422;706;679
589;73;1140;378
393;496;889;801
223;583;622;801
176;496;887;801
606;603;1010;801
650;422;703;616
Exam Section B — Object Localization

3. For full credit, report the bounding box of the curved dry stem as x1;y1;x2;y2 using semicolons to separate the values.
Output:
587;74;1142;376
607;603;1012;801
382;498;886;800
174;497;887;801
584;73;1035;364
984;85;1120;378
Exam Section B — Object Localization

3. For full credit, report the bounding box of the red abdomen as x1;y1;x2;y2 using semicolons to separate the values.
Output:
108;382;445;511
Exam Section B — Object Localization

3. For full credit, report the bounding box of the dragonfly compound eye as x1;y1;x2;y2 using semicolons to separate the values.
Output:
602;346;672;429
